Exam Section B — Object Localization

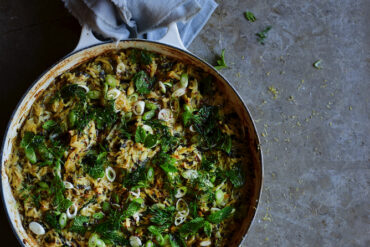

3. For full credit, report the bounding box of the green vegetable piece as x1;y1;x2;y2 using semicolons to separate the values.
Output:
142;110;156;120
145;240;155;247
105;74;119;87
38;181;49;189
207;206;233;224
68;110;77;128
42;120;56;130
112;192;120;204
133;71;153;95
180;73;188;88
182;105;193;126
135;126;147;143
149;205;175;227
313;60;322;69
70;216;89;234
44;211;61;230
141;51;153;65
144;134;158;148
147;167;154;183
179;217;205;236
89;233;106;247
152;152;177;173
59;213;67;229
226;164;246;188
102;201;111;212
215;189;225;205
214;49;228;70
87;90;101;99
128;93;139;102
221;135;232;154
93;212;105;220
244;11;256;22
145;102;158;110
204;221;212;237
256;26;272;45
25;147;37;164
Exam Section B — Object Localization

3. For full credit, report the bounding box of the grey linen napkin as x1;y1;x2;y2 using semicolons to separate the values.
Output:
62;0;218;48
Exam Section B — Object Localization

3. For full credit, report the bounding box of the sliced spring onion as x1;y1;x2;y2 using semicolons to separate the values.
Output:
170;97;180;113
176;198;189;214
200;240;212;246
158;109;172;122
175;186;187;198
128;93;139;102
129;236;142;247
145;102;158;110
174;215;186;226
142;125;153;134
145;240;154;247
63;181;74;189
87;90;101;99
105;74;119;87
172;87;186;97
105;167;116;182
163;81;173;87
180;73;189;88
133;101;145;115
189;125;196;132
106;88;121;100
116;62;126;74
130;188;141;198
147;167;154;183
93;212;105;220
29;222;45;235
158;81;166;93
59;213;67;228
89;233;106;247
215;189;225;205
77;84;90;92
67;203;78;219
142;110;155;120
182;169;198;180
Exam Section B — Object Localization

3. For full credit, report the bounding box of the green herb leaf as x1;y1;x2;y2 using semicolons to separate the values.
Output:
221;135;232;154
179;217;205;236
82;151;107;179
123;165;148;189
207;206;233;224
144;134;158;148
42;120;57;130
214;49;228;70
70;216;89;234
149;205;175;227
226;164;245;188
135;126;147;143
133;70;153;95
60;84;86;100
256;26;272;45
152;152;177;173
44;211;61;230
244;11;256;22
141;51;153;65
204;221;212;237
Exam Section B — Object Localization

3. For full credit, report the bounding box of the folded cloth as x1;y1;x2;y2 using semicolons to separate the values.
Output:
62;0;217;48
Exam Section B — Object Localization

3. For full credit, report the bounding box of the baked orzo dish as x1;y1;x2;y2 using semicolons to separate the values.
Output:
6;48;254;247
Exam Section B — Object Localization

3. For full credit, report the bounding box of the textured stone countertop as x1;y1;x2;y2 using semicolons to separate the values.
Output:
0;0;369;246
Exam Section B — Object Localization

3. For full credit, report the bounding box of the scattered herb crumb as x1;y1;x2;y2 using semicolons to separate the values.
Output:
244;11;256;22
214;49;228;70
288;95;295;101
268;86;279;99
256;26;272;45
349;106;352;111
313;60;322;69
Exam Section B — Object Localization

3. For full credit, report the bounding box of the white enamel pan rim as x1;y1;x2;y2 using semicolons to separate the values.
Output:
1;24;263;247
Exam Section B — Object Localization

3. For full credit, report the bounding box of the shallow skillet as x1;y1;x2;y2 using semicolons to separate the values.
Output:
1;24;263;246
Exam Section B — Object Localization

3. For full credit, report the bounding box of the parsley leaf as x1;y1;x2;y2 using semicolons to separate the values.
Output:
204;221;212;237
256;26;272;45
179;217;205;236
82;151;107;179
123;165;148;189
44;211;61;230
50;174;72;211
60;84;86;101
152;152;177;173
226;164;246;188
70;216;89;234
133;70;153;95
244;11;256;22
207;206;233;224
214;49;228;70
141;51;153;65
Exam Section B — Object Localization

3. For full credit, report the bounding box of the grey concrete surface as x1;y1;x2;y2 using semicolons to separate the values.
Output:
189;0;369;246
0;0;369;246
